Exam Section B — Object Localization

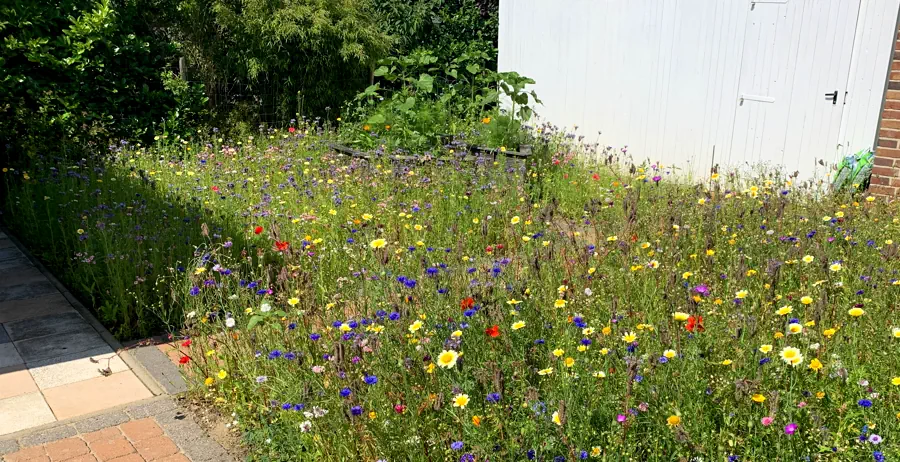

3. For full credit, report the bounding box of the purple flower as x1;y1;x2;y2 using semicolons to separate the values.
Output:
616;414;627;423
189;286;200;296
451;441;464;450
784;423;798;435
693;284;709;295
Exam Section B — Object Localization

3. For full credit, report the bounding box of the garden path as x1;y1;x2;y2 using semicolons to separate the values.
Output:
0;231;154;436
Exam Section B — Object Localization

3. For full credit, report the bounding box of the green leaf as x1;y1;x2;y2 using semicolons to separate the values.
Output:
247;315;263;330
399;96;415;112
466;64;481;74
367;113;386;124
446;69;458;79
416;73;434;93
373;66;389;77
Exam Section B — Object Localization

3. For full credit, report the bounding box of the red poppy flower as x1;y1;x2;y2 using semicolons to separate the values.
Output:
485;245;494;254
275;240;289;251
686;315;704;333
211;186;219;192
394;404;406;414
289;127;296;133
254;226;263;235
496;244;504;250
460;297;475;310
181;339;192;348
485;325;500;338
178;356;190;365
592;173;600;181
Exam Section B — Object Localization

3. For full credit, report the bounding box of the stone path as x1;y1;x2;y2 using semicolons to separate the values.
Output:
0;231;155;436
0;397;234;462
0;231;233;461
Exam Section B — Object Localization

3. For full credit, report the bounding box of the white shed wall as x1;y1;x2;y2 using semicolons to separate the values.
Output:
498;0;900;180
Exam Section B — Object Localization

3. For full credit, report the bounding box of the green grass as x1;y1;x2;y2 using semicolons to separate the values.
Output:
3;125;900;461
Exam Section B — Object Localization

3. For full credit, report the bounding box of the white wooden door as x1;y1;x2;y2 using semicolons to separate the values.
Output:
730;0;862;178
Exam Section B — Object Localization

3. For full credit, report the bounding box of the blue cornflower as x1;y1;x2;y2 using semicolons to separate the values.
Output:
581;338;592;346
463;309;476;317
340;388;351;398
376;310;387;318
309;333;321;341
759;357;771;365
658;356;669;364
873;451;884;462
287;323;296;330
580;451;588;460
283;352;296;360
350;406;362;416
332;320;343;328
293;403;304;411
389;312;401;321
364;375;378;385
267;350;282;360
451;441;464;450
189;286;200;296
859;399;873;408
554;456;566;462
486;393;501;403
281;403;292;410
527;449;536;460
348;320;359;329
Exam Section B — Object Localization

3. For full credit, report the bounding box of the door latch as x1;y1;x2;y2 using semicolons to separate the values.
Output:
825;91;838;105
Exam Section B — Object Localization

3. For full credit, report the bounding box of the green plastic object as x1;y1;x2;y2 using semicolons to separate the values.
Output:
832;149;873;192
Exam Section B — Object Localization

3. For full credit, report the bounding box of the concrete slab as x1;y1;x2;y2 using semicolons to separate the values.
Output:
28;346;130;389
15;328;108;364
0;342;24;369
0;392;56;436
43;371;153;420
3;311;89;342
0;293;73;323
0;259;33;271
0;327;9;344
0;281;57;303
0;366;39;400
130;346;187;395
0;267;47;289
0;247;25;262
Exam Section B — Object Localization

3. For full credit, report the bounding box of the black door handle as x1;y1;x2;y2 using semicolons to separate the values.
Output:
825;91;838;105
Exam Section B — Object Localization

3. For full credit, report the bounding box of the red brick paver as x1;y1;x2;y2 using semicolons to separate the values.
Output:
44;438;88;461
87;438;134;461
3;445;46;461
2;416;193;462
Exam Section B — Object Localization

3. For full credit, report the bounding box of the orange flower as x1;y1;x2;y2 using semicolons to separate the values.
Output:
471;415;482;426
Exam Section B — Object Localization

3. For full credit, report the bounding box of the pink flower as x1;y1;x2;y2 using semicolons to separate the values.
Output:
761;416;774;426
784;423;798;435
616;414;627;423
797;401;807;408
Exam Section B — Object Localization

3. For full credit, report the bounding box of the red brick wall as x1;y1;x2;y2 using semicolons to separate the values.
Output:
871;27;900;196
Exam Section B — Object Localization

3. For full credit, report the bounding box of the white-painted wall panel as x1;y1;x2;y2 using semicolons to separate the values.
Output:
498;0;900;180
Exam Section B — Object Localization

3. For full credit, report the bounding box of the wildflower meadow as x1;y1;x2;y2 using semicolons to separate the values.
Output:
3;124;900;461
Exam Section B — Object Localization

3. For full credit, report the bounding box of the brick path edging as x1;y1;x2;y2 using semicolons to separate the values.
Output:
0;397;233;462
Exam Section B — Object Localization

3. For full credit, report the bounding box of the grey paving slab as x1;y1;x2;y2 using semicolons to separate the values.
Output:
125;397;178;420
72;411;130;434
15;328;109;363
0;281;57;303
0;247;25;262
0;327;9;344
0;343;24;369
17;424;76;447
0;437;19;456
131;345;188;394
0;267;46;289
0;238;15;250
0;293;73;324
0;259;32;271
3;311;89;342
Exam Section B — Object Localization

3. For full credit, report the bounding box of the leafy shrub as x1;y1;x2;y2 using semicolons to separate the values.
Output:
0;0;179;159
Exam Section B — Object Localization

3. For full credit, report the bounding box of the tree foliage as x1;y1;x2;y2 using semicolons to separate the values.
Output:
0;0;179;158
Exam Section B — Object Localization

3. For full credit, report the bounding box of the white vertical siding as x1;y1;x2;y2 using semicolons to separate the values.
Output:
499;0;900;179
